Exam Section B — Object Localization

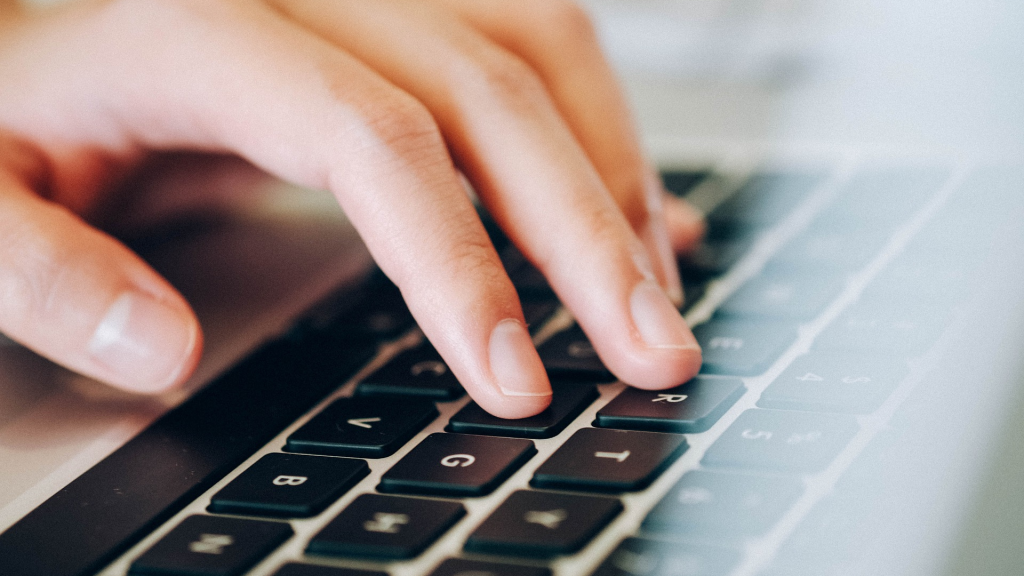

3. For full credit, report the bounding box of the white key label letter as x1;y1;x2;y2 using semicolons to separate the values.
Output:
272;475;308;486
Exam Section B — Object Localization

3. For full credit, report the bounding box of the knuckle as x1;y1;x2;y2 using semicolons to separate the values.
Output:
607;170;652;231
527;0;600;47
442;230;507;289
358;94;445;159
458;53;549;110
0;205;77;332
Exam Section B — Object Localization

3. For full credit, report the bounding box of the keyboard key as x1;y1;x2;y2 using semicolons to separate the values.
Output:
208;454;368;518
521;299;560;335
273;564;388;576
642;470;803;540
286;397;437;458
447;385;598;439
693;320;797;376
308;494;464;560
814;303;954;357
591;537;740;576
357;342;464;400
537;325;614;381
758;354;907;413
464;490;622;558
310;275;414;342
660;170;709;197
768;221;889;273
531;428;687;493
378;433;536;497
679;237;752;277
716;270;844;320
427;558;551;576
596;377;745;433
818;167;947;228
702;409;859;473
129;515;292;576
707;172;823;229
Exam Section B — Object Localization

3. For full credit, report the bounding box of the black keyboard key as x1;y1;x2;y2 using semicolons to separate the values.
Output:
307;275;414;342
591;537;740;576
596;377;745;433
693;320;797;376
208;453;368;518
707;172;822;229
531;428;687;493
286;397;437;458
660;170;709;197
378;433;536;497
642;470;803;540
464;490;622;558
537;326;614;381
273;565;388;576
447;384;598;439
308;494;464;560
357;342;464;400
679;237;752;277
428;558;551;576
716;270;845;320
521;299;560;335
702;409;858;473
0;335;374;576
758;354;908;413
129;515;292;576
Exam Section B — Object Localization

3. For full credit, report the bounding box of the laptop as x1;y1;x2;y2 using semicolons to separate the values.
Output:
2;0;1023;575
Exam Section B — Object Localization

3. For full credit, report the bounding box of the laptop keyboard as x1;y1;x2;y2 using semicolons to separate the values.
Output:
2;161;1016;576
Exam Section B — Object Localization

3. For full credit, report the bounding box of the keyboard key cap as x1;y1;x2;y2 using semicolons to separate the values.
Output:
378;433;536;497
537;326;614;381
309;275;414;342
642;470;803;540
447;385;598;439
531;428;687;493
308;494;464;560
716;270;845;320
596;377;745;433
591;537;740;576
273;564;388;576
679;237;752;277
286;398;437;458
464;490;622;558
818;167;947;228
707;172;823;229
758;354;908;413
702;409;859;473
814;303;954;357
693;320;797;376
357;342;464;400
521;299;560;335
768;221;889;273
427;558;551;576
129;515;292;576
660;170;709;197
208;454;368;518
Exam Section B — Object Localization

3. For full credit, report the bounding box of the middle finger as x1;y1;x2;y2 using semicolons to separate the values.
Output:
270;0;701;389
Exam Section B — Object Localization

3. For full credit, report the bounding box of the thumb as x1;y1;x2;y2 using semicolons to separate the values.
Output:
0;170;202;393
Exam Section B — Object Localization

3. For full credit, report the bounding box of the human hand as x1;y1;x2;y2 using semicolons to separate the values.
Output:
0;0;704;418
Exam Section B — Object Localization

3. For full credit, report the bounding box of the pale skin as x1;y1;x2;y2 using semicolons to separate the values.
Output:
0;0;705;418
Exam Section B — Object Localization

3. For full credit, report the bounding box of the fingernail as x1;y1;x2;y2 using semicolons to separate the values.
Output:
630;280;699;350
89;292;199;392
489;319;552;397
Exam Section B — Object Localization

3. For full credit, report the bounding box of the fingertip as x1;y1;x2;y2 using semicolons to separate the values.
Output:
88;291;203;394
664;194;706;255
